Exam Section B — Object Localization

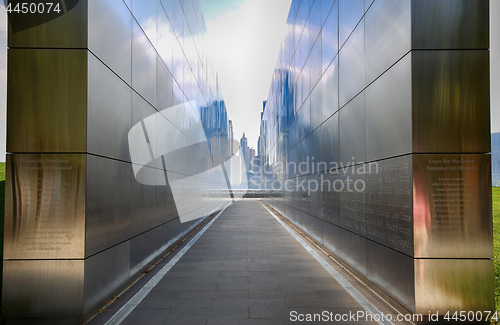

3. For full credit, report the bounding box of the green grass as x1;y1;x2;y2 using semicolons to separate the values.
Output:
0;162;5;324
494;187;500;322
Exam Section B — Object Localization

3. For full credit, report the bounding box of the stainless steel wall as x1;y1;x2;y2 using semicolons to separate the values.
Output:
4;0;234;322
261;0;493;315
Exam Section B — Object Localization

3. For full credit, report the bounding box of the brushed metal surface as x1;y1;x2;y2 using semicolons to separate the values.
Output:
366;240;415;312
322;113;339;167
8;0;87;48
87;52;132;162
339;0;364;48
338;227;367;277
364;0;411;85
4;154;86;260
132;19;157;108
7;49;87;153
339;93;365;164
365;0;374;11
310;174;323;219
322;172;340;226
2;260;84;318
157;0;174;72
413;154;493;258
304;213;323;245
366;156;413;255
322;220;340;255
365;53;412;161
412;50;490;154
85;155;131;257
310;80;322;132
132;0;157;48
411;0;489;50
83;241;130;314
321;56;338;121
414;259;494;314
341;167;366;236
88;0;132;85
339;18;364;108
322;0;338;73
131;91;158;169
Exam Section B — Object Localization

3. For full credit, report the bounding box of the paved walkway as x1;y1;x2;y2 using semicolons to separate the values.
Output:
116;200;383;325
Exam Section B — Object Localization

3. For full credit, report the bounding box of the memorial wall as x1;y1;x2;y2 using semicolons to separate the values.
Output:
261;0;493;317
3;0;241;322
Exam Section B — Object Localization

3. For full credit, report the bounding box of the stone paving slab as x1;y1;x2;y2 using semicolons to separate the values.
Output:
121;200;377;324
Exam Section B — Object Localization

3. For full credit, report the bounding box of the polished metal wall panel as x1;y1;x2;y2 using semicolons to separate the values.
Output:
341;168;366;236
8;0;87;48
322;221;340;255
339;0;364;48
364;0;411;85
85;155;131;257
157;1;174;72
411;0;489;50
321;0;338;73
310;81;322;132
306;214;324;245
414;259;494;314
413;154;493;259
130;165;161;237
4;154;86;260
367;156;413;255
365;53;412;161
339;19;364;108
321;113;339;167
132;0;157;49
7;49;87;153
339;93;365;164
411;50;490;154
321;172;340;226
366;240;415;312
310;174;323;220
300;174;311;215
131;91;158;169
365;0;375;11
83;241;130;314
129;222;169;277
2;260;84;318
132;19;157;107
262;0;493;316
308;123;320;160
88;0;132;85
338;227;367;277
87;52;132;162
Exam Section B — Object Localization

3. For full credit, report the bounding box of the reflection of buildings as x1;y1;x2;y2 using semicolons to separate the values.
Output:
229;120;234;155
3;0;242;322
229;154;243;187
492;132;500;185
260;0;492;317
200;99;229;141
240;133;250;169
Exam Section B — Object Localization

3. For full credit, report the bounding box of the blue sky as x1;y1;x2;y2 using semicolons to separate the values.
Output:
199;0;245;20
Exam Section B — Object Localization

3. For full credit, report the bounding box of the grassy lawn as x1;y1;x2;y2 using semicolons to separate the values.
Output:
0;162;5;324
494;186;500;320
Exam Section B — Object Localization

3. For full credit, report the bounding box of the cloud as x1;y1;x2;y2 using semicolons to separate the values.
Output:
203;0;292;149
